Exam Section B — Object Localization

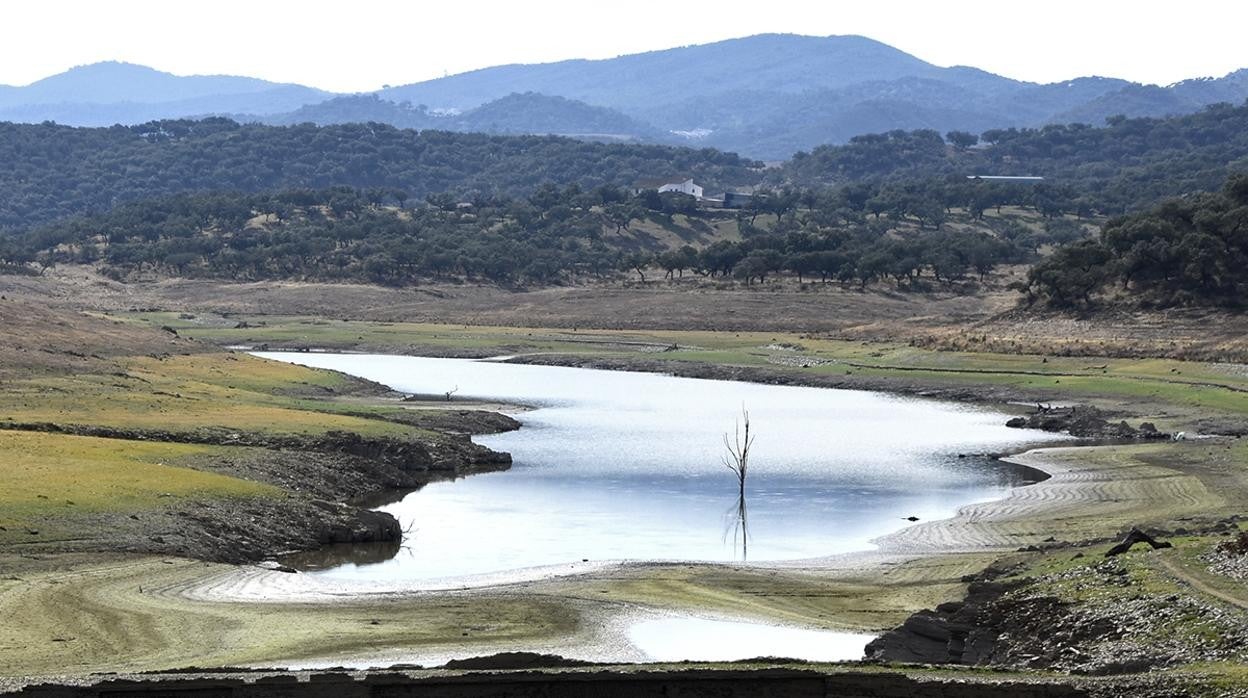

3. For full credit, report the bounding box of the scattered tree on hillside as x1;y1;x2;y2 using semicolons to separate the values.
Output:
945;130;979;149
0;119;762;231
778;102;1248;215
14;181;1046;290
1025;173;1248;308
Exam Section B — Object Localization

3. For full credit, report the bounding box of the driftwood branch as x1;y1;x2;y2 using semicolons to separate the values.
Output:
1105;527;1172;557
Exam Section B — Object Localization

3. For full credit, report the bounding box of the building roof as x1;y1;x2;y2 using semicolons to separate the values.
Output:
634;176;693;188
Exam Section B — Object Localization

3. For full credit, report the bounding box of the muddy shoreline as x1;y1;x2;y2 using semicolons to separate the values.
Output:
5;346;1236;686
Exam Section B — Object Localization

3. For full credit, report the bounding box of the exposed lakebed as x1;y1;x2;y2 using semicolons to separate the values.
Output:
258;353;1066;583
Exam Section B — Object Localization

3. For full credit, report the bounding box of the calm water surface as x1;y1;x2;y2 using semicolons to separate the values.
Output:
259;353;1062;582
629;618;875;663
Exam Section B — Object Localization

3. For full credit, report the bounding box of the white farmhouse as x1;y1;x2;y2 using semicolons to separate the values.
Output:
633;177;704;199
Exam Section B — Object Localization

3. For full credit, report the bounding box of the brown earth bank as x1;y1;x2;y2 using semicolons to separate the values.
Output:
5;267;1248;361
865;539;1248;676
0;420;514;482
860;437;1248;677
0;295;519;564
0;422;515;564
4;496;403;565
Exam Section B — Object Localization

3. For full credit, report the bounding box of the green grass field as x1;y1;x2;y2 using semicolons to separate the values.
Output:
0;430;275;532
0;350;452;533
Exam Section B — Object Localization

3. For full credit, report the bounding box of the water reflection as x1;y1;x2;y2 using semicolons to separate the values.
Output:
256;354;1065;581
724;494;749;561
629;617;874;662
350;487;418;509
721;407;754;561
283;540;403;571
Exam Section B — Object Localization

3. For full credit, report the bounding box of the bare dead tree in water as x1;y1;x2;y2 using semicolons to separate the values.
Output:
723;407;754;498
722;407;755;560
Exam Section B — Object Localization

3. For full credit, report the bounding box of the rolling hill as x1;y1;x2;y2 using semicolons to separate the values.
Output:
259;93;665;142
377;34;991;111
369;34;1248;157
0;62;331;126
3;37;1247;158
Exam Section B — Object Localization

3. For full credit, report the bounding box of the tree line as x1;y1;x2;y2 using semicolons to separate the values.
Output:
776;101;1248;215
4;101;1248;237
5;184;1047;289
1025;174;1248;308
4;106;1248;308
0;118;761;231
11;171;1244;309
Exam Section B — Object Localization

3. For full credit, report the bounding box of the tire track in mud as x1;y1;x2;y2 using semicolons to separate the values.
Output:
874;445;1221;554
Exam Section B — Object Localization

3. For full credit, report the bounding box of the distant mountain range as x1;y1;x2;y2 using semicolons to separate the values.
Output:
0;61;330;125
259;93;668;143
3;35;1247;158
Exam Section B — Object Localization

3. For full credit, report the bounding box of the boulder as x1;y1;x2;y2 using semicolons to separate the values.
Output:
1005;406;1170;439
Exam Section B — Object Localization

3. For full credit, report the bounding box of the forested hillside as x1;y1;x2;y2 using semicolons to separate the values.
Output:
5;102;1248;236
0;119;761;230
3;177;1077;290
3;101;1248;309
260;93;664;142
776;102;1248;213
1026;174;1248;308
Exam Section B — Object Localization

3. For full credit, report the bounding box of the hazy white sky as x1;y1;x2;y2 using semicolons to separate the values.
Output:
2;0;1245;92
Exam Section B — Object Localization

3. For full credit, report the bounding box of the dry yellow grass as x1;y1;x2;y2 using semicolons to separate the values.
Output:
0;353;421;438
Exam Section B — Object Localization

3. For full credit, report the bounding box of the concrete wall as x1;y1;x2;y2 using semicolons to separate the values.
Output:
7;667;1092;698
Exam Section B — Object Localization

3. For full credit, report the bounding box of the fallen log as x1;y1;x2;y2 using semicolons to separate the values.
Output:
1105;527;1172;557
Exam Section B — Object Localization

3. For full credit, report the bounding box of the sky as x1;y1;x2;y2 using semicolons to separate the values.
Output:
1;0;1246;92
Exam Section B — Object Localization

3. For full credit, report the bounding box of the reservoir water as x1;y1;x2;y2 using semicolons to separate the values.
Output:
258;353;1064;582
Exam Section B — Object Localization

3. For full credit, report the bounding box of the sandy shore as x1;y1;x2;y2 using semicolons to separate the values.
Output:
874;444;1218;553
